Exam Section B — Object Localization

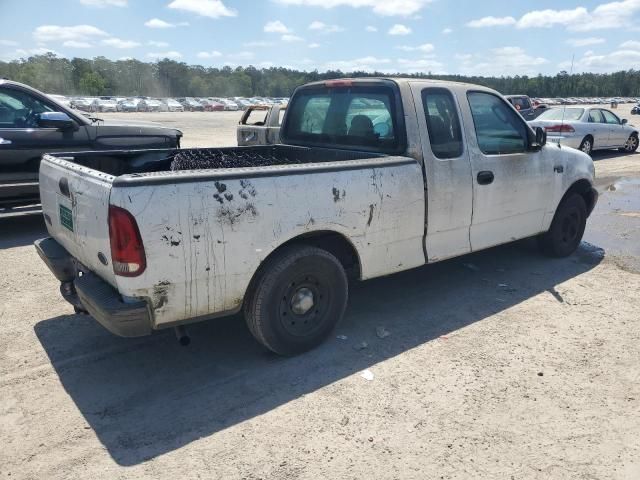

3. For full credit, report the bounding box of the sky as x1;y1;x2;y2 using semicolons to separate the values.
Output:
1;0;640;76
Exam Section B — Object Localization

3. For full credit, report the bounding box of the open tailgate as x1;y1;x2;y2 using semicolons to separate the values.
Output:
39;155;117;287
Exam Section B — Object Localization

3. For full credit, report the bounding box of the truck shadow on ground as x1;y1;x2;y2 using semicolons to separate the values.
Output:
0;214;46;249
34;240;603;466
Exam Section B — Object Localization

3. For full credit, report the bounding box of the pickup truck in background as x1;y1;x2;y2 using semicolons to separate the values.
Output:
237;105;285;146
0;80;182;209
35;78;597;355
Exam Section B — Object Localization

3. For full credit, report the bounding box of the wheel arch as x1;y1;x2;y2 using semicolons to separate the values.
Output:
561;178;597;217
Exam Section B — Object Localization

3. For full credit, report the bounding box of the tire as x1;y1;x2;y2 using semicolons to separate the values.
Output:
578;136;593;155
538;194;587;258
622;133;639;153
244;245;348;356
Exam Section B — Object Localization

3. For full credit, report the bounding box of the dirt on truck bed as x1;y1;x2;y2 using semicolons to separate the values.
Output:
1;109;640;480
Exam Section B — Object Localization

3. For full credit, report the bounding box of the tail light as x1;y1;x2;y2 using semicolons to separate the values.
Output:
544;124;575;133
108;205;146;277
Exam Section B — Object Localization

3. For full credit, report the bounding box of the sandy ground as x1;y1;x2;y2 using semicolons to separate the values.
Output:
1;106;640;479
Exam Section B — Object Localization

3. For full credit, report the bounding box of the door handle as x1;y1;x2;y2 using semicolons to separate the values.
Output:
477;171;494;185
554;165;564;173
0;137;12;145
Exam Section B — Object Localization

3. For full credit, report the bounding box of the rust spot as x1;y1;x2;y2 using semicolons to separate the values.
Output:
224;193;234;201
217;203;258;227
213;193;224;204
193;234;201;240
153;280;171;310
332;187;346;202
214;181;227;193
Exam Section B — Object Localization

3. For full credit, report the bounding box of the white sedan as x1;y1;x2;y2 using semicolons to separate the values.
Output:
529;107;638;155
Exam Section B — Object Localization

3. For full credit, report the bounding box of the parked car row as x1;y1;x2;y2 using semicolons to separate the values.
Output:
533;97;640;106
48;94;289;113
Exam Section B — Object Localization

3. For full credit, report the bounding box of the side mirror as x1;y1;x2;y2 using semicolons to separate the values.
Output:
37;111;76;130
530;126;547;151
621;118;628;125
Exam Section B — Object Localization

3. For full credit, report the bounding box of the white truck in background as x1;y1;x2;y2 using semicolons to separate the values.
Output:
35;78;597;355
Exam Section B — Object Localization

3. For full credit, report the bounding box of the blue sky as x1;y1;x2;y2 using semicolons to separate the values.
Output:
1;0;640;75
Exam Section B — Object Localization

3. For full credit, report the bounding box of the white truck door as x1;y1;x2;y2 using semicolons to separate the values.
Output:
462;90;553;251
409;83;473;261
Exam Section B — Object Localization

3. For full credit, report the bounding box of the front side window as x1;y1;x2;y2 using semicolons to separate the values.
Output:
510;97;531;111
284;85;401;152
421;88;463;159
467;92;528;155
601;110;620;125
0;87;54;128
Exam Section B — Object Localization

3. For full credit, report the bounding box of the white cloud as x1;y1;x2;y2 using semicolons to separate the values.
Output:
515;1;640;31
273;0;432;17
264;20;291;33
80;0;127;6
325;56;391;71
197;50;222;58
620;40;640;49
442;28;452;34
119;56;133;61
365;26;377;32
397;43;434;53
282;34;304;42
388;24;412;35
566;47;640;72
144;18;183;28
308;21;344;33
148;40;169;47
243;41;274;47
0;40;19;47
466;16;516;28
1;47;61;61
566;37;605;47
308;42;321;48
147;50;182;59
63;40;93;48
457;46;548;76
33;24;107;43
102;37;140;48
167;0;236;18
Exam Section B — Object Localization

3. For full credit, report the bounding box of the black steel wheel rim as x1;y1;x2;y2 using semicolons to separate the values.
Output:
278;274;330;337
560;208;580;245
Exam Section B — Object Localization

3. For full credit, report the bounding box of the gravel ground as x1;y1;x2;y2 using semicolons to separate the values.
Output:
1;106;639;480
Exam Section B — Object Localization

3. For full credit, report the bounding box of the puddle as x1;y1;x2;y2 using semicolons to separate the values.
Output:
585;177;640;273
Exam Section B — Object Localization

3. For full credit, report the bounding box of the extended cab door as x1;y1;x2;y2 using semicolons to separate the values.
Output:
409;84;473;261
462;91;553;251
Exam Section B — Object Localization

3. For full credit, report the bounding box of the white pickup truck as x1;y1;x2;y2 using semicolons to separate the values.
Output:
35;78;598;355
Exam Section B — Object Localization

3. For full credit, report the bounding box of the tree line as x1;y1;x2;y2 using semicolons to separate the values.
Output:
1;53;639;98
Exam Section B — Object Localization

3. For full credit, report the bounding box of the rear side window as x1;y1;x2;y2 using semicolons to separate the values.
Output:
588;110;604;123
283;85;402;152
468;92;528;155
510;96;532;111
421;88;463;159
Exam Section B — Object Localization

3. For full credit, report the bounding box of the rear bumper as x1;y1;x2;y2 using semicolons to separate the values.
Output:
34;237;152;337
546;134;582;150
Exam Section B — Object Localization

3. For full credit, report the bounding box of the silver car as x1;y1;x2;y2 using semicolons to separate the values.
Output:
530;107;638;155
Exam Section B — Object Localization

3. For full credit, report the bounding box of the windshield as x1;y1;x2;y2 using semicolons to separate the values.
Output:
283;84;402;152
538;108;584;121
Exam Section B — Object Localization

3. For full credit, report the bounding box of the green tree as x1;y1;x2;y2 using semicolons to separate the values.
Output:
79;71;106;95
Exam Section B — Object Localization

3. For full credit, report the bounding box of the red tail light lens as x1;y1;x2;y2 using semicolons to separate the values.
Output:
108;205;146;277
544;124;575;133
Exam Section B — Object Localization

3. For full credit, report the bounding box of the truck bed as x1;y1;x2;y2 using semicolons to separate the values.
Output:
56;145;385;177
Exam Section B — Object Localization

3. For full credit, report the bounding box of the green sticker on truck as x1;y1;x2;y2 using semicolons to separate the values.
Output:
59;204;73;232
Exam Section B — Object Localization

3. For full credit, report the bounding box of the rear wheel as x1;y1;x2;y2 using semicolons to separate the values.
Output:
244;245;348;355
538;194;587;257
579;136;593;155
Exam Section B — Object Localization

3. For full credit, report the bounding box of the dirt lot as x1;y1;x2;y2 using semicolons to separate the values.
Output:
1;106;640;479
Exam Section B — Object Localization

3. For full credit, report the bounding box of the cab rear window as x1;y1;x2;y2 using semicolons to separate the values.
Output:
282;85;402;153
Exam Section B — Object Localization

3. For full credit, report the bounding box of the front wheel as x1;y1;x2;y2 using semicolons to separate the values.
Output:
244;245;348;356
538;194;587;257
622;133;639;153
